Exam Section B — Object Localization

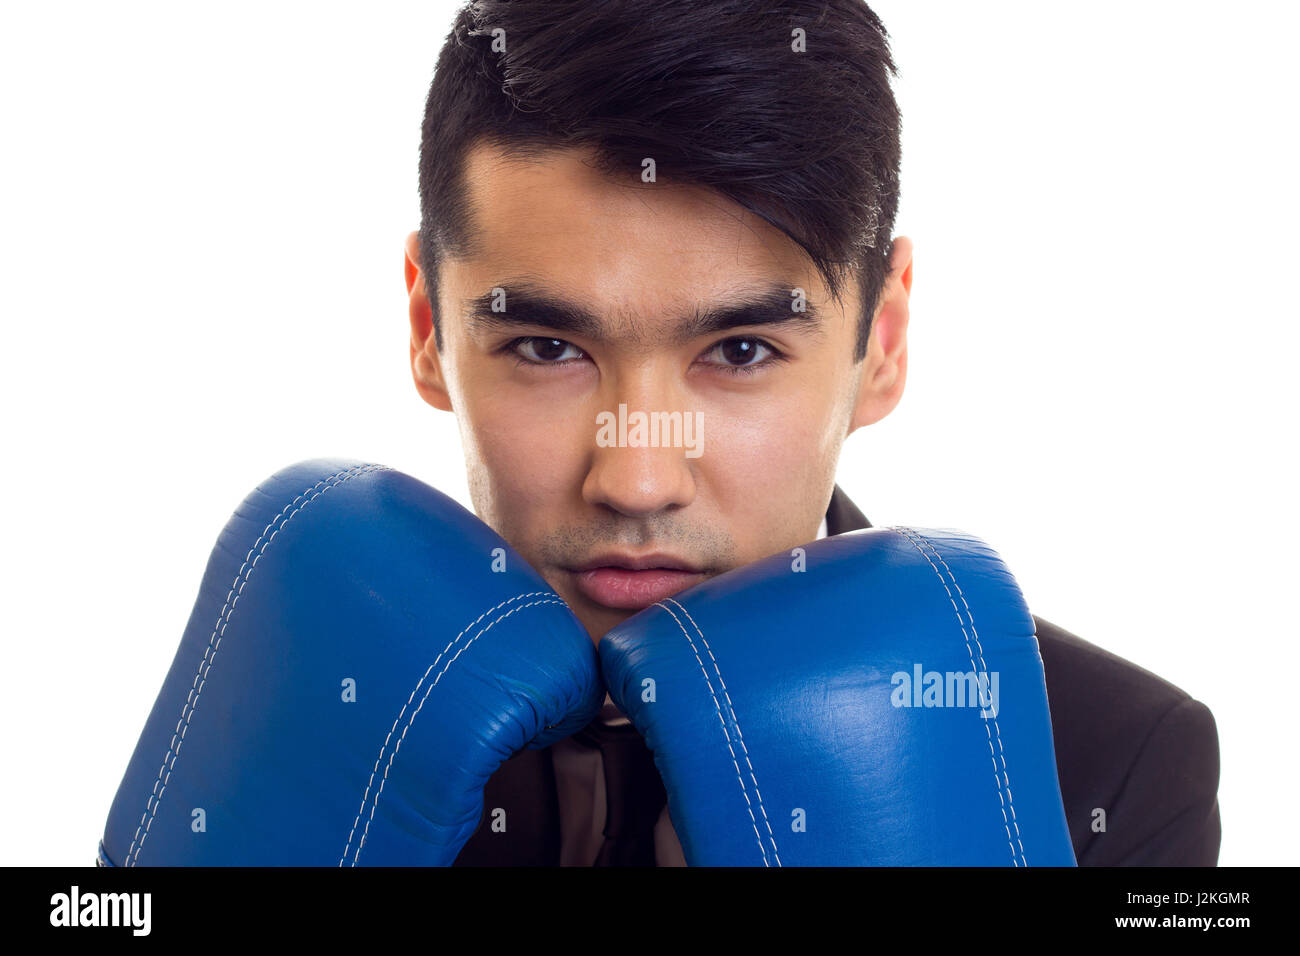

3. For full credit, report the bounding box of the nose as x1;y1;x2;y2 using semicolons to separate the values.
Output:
582;391;700;520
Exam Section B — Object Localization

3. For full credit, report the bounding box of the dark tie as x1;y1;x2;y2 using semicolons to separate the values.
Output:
572;718;667;866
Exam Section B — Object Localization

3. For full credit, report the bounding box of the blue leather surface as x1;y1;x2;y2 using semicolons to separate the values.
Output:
100;459;602;866
600;526;1078;866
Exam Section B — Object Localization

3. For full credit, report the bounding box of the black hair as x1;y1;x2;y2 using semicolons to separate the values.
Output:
418;0;902;361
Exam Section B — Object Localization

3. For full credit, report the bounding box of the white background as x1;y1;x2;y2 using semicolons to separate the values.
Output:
1;1;1294;866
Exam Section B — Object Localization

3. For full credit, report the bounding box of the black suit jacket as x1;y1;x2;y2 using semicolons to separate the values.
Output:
455;485;1223;866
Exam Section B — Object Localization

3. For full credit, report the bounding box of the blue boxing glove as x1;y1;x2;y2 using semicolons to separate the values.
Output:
100;459;602;866
600;526;1076;866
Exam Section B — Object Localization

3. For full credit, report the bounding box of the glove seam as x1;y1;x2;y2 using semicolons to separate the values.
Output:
125;462;390;867
891;526;1028;867
344;596;568;866
653;597;783;867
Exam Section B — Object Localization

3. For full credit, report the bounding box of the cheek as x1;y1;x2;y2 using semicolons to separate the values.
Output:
696;373;846;551
703;379;840;484
456;374;590;522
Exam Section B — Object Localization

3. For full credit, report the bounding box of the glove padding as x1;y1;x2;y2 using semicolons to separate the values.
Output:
100;459;602;866
600;526;1077;866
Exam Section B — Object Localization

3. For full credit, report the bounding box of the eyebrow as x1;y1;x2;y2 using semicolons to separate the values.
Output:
462;278;823;347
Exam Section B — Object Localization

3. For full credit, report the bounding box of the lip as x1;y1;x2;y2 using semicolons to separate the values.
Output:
572;552;702;573
567;553;707;610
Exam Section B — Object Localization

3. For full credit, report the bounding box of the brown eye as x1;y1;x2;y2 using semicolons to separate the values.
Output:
703;337;775;368
512;337;584;364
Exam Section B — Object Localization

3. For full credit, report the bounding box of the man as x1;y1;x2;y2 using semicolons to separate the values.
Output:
404;0;1220;865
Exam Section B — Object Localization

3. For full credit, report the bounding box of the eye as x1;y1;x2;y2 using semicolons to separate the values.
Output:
506;336;587;366
698;336;785;375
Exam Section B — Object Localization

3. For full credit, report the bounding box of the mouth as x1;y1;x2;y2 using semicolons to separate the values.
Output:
567;553;708;610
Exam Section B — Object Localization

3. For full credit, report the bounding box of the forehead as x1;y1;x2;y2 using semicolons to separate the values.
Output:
452;142;830;311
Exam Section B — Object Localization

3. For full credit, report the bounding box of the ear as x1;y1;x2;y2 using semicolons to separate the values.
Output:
405;230;453;412
848;236;913;432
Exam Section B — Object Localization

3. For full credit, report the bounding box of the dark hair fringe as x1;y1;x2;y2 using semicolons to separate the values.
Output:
418;0;902;360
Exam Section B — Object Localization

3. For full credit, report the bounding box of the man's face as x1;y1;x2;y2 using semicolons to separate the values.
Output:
408;142;911;641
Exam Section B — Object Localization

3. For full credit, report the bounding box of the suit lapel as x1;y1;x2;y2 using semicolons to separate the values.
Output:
826;483;872;535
